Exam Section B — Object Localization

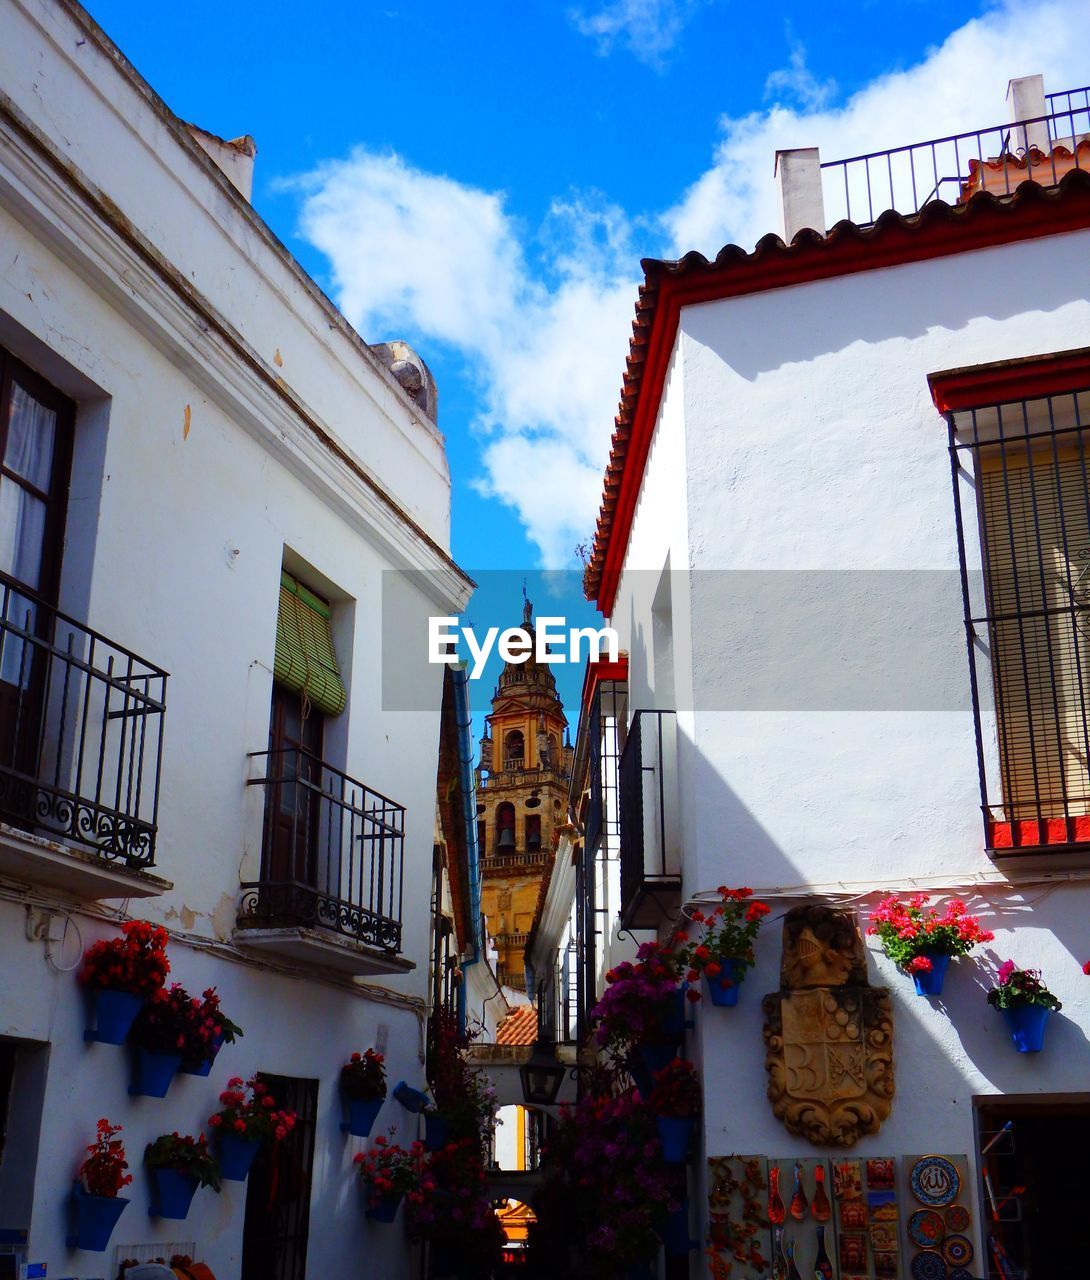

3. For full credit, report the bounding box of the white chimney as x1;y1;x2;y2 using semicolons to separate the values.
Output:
186;124;257;201
1007;75;1049;154
775;147;825;240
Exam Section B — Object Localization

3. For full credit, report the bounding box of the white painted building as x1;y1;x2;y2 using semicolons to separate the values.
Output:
569;75;1090;1275
0;1;471;1276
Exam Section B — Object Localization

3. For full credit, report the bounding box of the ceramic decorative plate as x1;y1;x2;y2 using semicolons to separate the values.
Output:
908;1209;946;1247
942;1235;974;1268
950;1270;974;1280
910;1250;948;1280
944;1203;971;1233
910;1156;961;1207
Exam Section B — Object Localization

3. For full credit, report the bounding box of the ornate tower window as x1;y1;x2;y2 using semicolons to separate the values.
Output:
504;729;525;769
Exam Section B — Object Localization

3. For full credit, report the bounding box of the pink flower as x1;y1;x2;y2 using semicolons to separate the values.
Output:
997;959;1016;985
905;955;933;974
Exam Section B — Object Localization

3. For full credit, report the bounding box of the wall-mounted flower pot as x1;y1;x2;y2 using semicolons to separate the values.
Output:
341;1095;384;1137
1002;1003;1051;1053
83;988;143;1045
424;1112;450;1151
704;958;745;1007
392;1080;429;1113
66;1184;129;1251
911;951;951;997
149;1167;199;1219
179;1031;226;1078
655;1115;694;1164
656;1199;693;1256
218;1132;261;1181
365;1190;403;1222
636;1040;678;1080
658;988;688;1038
128;1048;182;1098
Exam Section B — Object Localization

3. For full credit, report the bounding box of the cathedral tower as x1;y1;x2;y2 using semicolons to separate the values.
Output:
477;598;573;991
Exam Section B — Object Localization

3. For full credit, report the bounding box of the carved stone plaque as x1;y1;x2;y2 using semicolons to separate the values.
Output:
763;905;894;1147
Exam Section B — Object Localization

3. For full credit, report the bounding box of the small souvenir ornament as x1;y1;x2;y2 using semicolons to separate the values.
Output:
910;1156;960;1208
790;1162;808;1220
812;1164;831;1222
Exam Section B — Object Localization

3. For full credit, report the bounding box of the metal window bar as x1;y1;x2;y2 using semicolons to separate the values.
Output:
618;709;678;917
821;89;1090;228
948;387;1090;850
241;747;406;952
0;574;166;866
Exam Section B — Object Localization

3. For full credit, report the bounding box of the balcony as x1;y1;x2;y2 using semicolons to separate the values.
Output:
0;577;169;900
818;84;1089;229
480;851;550;874
236;748;410;977
618;710;680;930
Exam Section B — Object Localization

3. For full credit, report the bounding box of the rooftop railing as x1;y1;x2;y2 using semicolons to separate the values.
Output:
820;85;1090;228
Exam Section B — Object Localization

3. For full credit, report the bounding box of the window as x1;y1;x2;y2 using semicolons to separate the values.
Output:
496;801;515;852
940;357;1090;850
526;813;541;850
504;729;524;769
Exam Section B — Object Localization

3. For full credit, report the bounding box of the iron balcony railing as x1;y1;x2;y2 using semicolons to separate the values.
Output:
618;709;680;924
0;575;166;867
240;747;405;953
821;85;1090;228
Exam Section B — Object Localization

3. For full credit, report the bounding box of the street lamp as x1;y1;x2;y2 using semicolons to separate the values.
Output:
519;1034;565;1106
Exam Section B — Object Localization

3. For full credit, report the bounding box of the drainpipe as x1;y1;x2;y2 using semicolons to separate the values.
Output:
451;664;482;1036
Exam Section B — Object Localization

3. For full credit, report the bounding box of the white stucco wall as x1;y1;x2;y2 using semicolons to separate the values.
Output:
0;2;469;1275
607;222;1090;1266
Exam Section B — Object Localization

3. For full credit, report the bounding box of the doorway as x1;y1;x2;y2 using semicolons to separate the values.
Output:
976;1094;1090;1277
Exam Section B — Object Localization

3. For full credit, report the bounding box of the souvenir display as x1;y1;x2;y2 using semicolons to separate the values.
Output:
785;1238;803;1280
768;1164;786;1225
812;1164;832;1222
941;1236;973;1268
909;1250;948;1280
909;1156;960;1207
874;1253;899;1277
707;1155;772;1280
789;1162;808;1220
839;1233;867;1270
903;1155;972;1280
840;1200;866;1230
869;1222;898;1252
833;1160;862;1201
814;1225;834;1280
867;1158;896;1190
943;1204;970;1233
908;1209;945;1248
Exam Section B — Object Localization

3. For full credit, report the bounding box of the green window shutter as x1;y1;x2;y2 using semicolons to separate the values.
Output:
274;570;347;716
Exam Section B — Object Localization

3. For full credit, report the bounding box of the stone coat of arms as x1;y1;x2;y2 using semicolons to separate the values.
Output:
762;905;894;1147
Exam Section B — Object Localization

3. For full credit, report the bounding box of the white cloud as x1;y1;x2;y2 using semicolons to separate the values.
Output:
664;0;1090;256
764;39;837;113
287;0;1090;568
569;0;708;66
290;156;638;567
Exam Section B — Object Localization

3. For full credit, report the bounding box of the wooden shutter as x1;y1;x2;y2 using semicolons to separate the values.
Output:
273;571;347;716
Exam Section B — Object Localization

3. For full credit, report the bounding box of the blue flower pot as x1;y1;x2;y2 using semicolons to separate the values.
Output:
393;1079;430;1113
911;951;951;996
636;1040;678;1079
366;1190;403;1222
424;1111;450;1150
623;1261;655;1279
656;1115;694;1164
218;1132;261;1181
704;958;745;1007
149;1167;199;1219
128;1048;182;1097
342;1095;384;1137
179;1030;225;1077
656;1199;692;1256
1003;1003;1051;1052
84;988;143;1045
67;1185;129;1251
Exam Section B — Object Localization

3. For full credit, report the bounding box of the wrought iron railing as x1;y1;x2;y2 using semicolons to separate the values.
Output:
618;709;679;921
821;88;1090;227
0;575;166;867
240;748;405;953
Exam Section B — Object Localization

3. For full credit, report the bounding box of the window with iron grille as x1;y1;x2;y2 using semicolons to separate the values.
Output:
948;383;1090;850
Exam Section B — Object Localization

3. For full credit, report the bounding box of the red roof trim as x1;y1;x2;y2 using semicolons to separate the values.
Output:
587;172;1090;617
928;346;1090;412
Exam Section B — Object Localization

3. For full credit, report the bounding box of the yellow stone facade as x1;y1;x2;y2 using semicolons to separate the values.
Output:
477;601;573;991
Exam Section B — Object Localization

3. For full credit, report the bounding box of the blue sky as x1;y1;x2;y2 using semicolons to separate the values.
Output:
92;0;1090;715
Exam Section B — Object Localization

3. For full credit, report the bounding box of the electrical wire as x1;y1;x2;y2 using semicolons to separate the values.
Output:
43;908;83;973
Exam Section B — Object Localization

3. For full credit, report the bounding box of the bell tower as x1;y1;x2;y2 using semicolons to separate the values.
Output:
477;597;573;992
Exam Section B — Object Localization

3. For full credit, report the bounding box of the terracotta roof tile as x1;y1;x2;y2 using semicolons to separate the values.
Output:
496;1004;538;1046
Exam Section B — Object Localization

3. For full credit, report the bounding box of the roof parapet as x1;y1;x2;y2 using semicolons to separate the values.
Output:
186;123;257;201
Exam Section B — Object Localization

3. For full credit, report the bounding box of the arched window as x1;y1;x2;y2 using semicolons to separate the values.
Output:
496;802;516;852
504;730;524;769
526;814;542;850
